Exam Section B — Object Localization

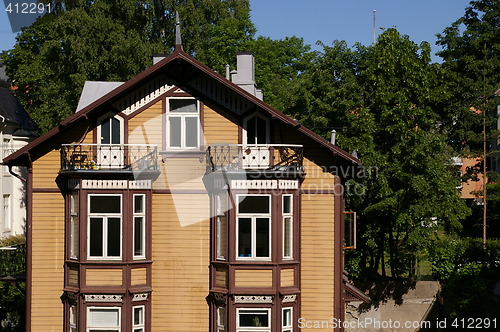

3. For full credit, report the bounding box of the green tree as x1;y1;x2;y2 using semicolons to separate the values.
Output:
4;0;255;133
437;0;500;156
437;0;500;241
287;29;471;278
246;36;313;111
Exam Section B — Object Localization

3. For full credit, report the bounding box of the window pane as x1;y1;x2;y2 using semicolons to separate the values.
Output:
238;218;251;257
283;217;292;258
239;310;269;327
217;216;227;259
170;99;197;113
238;196;270;214
134;307;143;325
283;195;292;214
70;215;79;258
90;196;121;213
256;116;267;144
169;117;182;147
107;218;121;257
101;117;110;144
134;217;144;256
185;117;198;147
246;117;256;144
111;117;121;144
88;308;119;327
89;218;103;257
134;195;144;214
255;218;270;257
282;307;292;331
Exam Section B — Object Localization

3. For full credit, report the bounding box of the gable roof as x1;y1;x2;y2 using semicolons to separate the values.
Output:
3;47;360;166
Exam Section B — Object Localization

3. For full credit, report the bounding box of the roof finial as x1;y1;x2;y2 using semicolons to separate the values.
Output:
175;12;183;50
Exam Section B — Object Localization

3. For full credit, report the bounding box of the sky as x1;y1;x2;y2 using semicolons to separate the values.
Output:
1;0;472;62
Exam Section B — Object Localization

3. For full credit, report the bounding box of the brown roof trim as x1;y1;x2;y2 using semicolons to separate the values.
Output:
4;48;360;166
344;282;371;303
3;51;181;165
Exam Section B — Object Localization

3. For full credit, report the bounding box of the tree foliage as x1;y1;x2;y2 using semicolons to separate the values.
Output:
437;0;500;156
282;29;471;278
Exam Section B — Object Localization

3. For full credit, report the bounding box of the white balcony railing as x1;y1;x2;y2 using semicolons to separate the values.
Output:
61;144;158;172
206;144;303;172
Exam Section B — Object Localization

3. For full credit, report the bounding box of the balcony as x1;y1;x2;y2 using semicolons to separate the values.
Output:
61;144;158;172
206;144;303;173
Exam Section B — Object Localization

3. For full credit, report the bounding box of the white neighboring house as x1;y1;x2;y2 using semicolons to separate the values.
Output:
0;87;37;239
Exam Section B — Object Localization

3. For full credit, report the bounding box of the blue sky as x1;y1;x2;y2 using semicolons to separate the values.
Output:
1;0;472;61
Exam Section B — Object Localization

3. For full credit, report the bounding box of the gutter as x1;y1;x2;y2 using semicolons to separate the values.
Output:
8;164;27;183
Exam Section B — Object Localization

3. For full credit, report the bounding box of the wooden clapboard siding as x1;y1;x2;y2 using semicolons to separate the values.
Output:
131;267;147;285
215;267;228;288
128;100;163;147
86;269;123;286
300;194;335;329
31;193;65;332
154;158;206;191
68;267;79;286
203;105;238;145
301;156;336;190
280;269;295;287
234;269;273;288
32;149;59;189
151;193;210;331
81;126;93;144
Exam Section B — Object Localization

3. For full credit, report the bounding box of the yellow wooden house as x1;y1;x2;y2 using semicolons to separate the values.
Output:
4;34;367;332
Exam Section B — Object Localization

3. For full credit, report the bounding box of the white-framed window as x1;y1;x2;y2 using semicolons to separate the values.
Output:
236;195;271;260
70;193;79;259
88;195;122;260
133;194;146;260
2;194;11;231
97;114;123;145
166;98;199;149
216;193;228;260
217;306;226;332
243;113;270;145
69;305;77;332
236;308;271;331
87;306;121;332
133;305;145;332
282;307;293;332
282;195;293;260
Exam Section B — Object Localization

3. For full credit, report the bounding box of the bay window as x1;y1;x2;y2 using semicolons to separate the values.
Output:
70;193;79;259
133;194;146;259
88;195;122;260
236;195;271;260
87;307;121;332
237;308;271;331
282;195;293;260
216;193;228;260
282;307;293;332
133;305;145;332
217;306;226;332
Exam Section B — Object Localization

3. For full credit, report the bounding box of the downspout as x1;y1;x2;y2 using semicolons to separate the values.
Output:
8;164;27;183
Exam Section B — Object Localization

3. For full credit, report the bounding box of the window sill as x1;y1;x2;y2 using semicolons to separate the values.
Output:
160;150;205;158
